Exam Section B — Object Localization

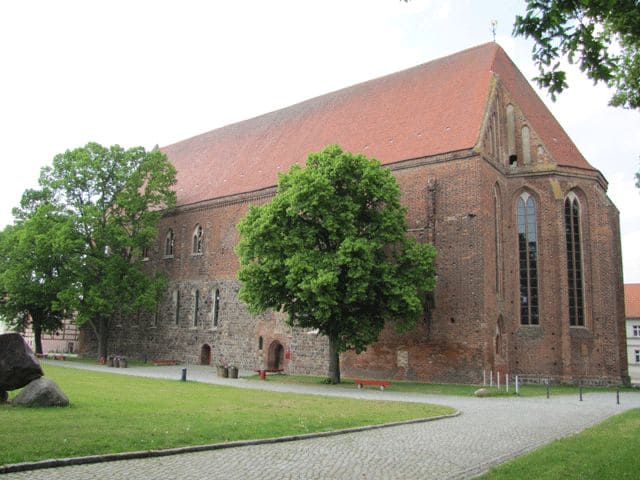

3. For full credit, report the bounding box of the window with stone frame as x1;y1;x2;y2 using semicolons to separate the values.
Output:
173;290;180;325
192;224;203;254
193;290;200;327
517;192;539;325
165;229;175;256
633;324;640;337
565;192;585;327
212;288;220;328
636;349;640;363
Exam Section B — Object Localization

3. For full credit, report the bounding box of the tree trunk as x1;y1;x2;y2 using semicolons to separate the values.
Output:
328;334;341;384
33;321;43;355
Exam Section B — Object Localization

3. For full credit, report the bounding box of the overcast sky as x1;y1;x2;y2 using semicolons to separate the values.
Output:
1;0;639;282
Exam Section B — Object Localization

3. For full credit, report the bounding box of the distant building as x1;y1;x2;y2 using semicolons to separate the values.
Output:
21;319;79;354
625;284;640;385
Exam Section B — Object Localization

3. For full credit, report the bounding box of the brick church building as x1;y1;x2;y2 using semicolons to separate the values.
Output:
83;43;628;384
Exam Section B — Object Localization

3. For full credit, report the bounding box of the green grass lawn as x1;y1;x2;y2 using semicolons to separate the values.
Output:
1;365;453;466
247;374;632;397
479;408;640;479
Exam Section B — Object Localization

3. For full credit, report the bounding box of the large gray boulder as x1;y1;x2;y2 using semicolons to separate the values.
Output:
0;333;43;392
12;377;69;407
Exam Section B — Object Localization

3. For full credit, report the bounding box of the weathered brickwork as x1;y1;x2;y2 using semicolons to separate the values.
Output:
81;46;627;384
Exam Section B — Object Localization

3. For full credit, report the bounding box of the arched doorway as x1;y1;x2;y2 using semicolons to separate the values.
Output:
267;341;284;370
200;344;211;365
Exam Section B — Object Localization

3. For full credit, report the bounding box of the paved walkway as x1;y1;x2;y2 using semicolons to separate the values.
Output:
4;361;640;479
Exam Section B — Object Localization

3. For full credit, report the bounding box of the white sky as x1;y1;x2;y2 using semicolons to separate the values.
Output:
1;0;639;282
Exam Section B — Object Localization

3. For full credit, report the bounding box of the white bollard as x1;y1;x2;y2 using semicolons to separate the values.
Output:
483;369;486;386
497;371;501;390
490;370;493;387
506;373;509;393
515;375;519;395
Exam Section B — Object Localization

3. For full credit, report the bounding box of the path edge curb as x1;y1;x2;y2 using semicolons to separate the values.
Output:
0;410;460;475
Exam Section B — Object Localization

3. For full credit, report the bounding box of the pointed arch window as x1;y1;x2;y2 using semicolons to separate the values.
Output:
517;192;539;325
506;104;517;165
565;193;584;326
165;229;175;256
493;185;503;295
192;224;203;254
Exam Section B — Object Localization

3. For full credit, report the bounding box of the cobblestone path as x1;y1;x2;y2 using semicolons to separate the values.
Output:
4;362;639;479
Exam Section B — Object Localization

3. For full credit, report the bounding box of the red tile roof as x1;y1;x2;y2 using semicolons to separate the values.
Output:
162;43;594;207
625;284;640;318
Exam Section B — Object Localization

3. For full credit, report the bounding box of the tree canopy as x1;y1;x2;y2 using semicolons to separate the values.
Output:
0;202;73;353
236;145;436;383
513;0;640;110
27;142;177;358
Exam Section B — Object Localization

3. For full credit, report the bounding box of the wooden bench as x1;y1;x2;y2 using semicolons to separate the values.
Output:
354;379;390;391
35;353;47;358
51;354;66;361
151;359;180;366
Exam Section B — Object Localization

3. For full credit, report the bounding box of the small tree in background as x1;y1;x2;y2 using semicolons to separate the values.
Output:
236;145;436;383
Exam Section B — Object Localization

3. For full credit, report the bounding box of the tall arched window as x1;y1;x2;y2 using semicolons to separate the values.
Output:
493;185;503;295
193;290;200;327
565;193;584;326
517;192;539;325
192;224;203;254
506;104;516;165
165;229;175;256
212;288;220;328
173;290;180;325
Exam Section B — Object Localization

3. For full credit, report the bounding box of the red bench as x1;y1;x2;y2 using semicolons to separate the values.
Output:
354;379;390;391
152;359;180;366
254;368;284;379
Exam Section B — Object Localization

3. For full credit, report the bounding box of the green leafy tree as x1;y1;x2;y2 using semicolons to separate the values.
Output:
236;145;436;383
513;0;640;109
0;202;74;354
37;142;177;359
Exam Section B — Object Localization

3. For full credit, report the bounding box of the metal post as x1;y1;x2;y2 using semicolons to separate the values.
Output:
181;368;187;382
616;387;620;405
546;379;549;399
579;385;583;401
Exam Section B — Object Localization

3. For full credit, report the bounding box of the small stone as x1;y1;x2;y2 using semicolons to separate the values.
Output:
474;388;490;397
12;377;69;407
0;333;43;391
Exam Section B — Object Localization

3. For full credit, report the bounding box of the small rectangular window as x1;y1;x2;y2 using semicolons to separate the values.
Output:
633;325;640;337
635;350;640;364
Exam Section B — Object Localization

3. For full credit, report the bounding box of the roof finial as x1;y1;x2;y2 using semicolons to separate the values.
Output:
490;20;498;42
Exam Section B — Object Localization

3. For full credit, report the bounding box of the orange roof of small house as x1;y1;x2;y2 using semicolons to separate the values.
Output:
625;284;640;318
162;43;594;207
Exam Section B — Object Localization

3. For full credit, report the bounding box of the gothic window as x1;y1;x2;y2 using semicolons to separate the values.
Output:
521;126;531;164
193;290;200;327
192;224;203;254
493;185;503;295
212;288;220;328
565;193;584;327
165;229;175;256
173;290;180;325
517;192;539;325
506;104;516;165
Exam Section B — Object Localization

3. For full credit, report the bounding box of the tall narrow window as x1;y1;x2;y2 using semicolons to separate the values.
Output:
193;290;200;327
518;192;539;325
565;193;584;326
165;229;175;256
493;185;502;294
173;290;180;325
192;224;203;254
521;126;531;164
212;288;220;328
506;104;516;165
